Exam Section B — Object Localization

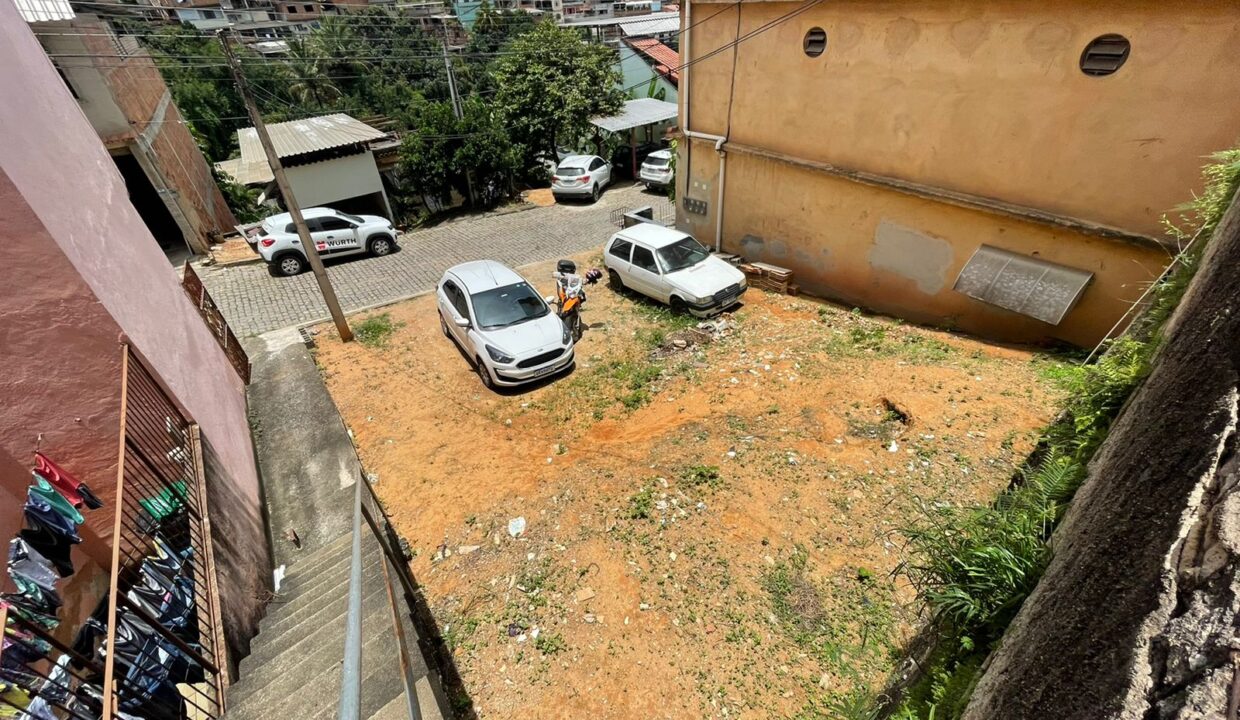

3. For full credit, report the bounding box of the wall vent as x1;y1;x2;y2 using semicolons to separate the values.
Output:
1080;34;1130;77
803;27;827;57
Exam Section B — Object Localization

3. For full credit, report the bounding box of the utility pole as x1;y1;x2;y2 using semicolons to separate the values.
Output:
218;30;354;342
441;40;477;207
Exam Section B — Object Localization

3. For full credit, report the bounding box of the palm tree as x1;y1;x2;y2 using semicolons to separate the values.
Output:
285;37;343;110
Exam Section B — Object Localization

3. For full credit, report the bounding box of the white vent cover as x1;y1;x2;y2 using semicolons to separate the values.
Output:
953;245;1094;325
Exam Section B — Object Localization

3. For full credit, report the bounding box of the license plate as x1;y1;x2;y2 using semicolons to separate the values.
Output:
719;293;737;306
532;364;557;377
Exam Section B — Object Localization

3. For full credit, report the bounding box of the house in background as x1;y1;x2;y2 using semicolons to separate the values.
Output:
217;113;396;220
22;3;237;261
2;0;269;693
677;0;1240;347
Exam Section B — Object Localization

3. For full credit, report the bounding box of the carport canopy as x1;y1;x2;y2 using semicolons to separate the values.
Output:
591;98;679;134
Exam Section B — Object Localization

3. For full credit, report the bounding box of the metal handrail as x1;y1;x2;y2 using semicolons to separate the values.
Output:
337;472;424;720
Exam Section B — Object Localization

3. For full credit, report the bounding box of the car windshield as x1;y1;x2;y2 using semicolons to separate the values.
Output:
471;282;550;330
644;156;670;168
555;165;585;177
339;212;365;223
657;236;711;273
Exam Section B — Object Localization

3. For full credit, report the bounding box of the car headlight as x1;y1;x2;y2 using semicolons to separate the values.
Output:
485;345;514;364
562;322;571;345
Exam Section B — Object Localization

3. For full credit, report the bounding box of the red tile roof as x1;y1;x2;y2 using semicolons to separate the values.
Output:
625;38;680;85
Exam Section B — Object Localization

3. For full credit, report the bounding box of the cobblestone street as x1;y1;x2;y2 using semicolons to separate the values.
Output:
197;183;673;336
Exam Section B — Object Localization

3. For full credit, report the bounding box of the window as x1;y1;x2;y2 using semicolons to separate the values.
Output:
631;245;659;274
443;281;469;319
589;157;605;171
1080;34;1130;76
555;165;584;177
657;236;710;273
609;239;633;262
803;27;827;57
319;218;354;231
953;245;1093;325
303;4;313;12
301;219;322;232
470;282;550;330
284;223;298;234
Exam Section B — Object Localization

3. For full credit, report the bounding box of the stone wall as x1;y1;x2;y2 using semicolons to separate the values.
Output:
962;192;1240;718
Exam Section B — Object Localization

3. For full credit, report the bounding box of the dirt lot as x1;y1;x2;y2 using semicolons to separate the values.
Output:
312;251;1066;719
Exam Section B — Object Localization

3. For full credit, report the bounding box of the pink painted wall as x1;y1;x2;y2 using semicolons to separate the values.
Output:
0;6;269;669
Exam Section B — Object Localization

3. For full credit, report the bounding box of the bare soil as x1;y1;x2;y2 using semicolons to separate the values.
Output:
313;252;1065;719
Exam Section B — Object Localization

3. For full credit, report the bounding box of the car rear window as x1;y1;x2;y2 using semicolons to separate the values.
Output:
643;156;670;168
555;166;584;177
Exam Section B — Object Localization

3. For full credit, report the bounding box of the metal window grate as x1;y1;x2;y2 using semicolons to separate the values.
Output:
1080;34;1130;76
803;27;827;57
953;245;1094;325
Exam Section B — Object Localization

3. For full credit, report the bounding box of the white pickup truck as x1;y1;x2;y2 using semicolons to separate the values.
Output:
244;207;399;276
602;222;747;317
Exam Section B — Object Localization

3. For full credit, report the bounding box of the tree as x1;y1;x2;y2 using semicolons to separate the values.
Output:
396;97;518;211
491;23;624;177
286;37;345;110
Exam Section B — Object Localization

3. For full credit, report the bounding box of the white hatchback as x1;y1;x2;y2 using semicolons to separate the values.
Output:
551;154;612;203
437;260;576;389
602;223;747;317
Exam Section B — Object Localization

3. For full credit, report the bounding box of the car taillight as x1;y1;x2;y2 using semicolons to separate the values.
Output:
259;237;276;247
578;175;589;182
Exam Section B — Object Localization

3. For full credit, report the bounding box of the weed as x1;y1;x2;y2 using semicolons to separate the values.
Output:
628;485;655;520
682;465;722;490
354;313;399;348
534;632;565;655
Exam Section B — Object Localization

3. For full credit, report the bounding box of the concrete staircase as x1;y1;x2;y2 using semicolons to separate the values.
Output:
224;532;449;720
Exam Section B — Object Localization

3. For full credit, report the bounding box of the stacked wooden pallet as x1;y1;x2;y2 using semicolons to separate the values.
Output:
739;262;796;295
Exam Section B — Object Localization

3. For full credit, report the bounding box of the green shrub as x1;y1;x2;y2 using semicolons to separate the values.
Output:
354;313;399;348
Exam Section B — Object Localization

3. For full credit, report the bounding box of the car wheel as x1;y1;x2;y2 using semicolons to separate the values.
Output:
275;254;306;277
475;356;495;390
670;296;688;314
368;235;395;257
608;269;624;291
591;184;600;203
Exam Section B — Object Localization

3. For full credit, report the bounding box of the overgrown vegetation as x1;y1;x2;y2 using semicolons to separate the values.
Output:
886;147;1240;718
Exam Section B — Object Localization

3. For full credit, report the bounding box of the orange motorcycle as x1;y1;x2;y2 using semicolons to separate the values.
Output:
552;260;601;342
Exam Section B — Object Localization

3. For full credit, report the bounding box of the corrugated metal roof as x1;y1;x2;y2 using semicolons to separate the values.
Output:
559;10;676;28
16;0;75;22
236;113;387;162
591;98;678;133
620;14;678;37
953;245;1094;325
226;113;387;185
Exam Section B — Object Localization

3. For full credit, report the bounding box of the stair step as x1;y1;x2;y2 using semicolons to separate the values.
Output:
242;578;389;673
275;534;383;608
279;533;355;585
228;621;398;720
308;628;407;720
259;552;383;635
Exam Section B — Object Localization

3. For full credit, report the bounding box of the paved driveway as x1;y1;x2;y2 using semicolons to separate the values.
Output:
197;184;673;336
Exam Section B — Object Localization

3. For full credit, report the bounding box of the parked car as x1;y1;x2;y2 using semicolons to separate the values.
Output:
254;207;398;277
611;141;664;180
436;260;576;389
602;223;747;317
639;148;674;189
551;154;612;203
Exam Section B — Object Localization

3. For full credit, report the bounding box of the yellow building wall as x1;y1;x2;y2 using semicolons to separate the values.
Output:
677;0;1240;345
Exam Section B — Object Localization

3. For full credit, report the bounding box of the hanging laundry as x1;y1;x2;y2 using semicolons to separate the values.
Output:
33;453;103;510
0;683;32;714
35;655;72;706
3;582;63;616
7;539;57;593
17;528;73;579
18;697;55;720
22;500;79;545
29;474;83;526
138;481;190;522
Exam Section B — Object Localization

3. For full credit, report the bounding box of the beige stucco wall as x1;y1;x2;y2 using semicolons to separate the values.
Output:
286;150;387;210
677;0;1240;345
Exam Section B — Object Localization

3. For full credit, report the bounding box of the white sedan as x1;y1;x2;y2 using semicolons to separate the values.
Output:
602;223;747;317
551;154;612;203
436;260;576;389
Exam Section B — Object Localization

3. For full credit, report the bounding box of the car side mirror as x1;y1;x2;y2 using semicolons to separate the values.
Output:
544;295;556;304
454;317;470;329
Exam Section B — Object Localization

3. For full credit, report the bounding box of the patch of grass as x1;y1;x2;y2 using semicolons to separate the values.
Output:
354;313;399;348
628;485;655;520
605;359;662;409
534;631;565;655
681;465;722;490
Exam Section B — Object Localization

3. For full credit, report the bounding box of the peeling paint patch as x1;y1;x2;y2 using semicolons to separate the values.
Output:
869;220;954;295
